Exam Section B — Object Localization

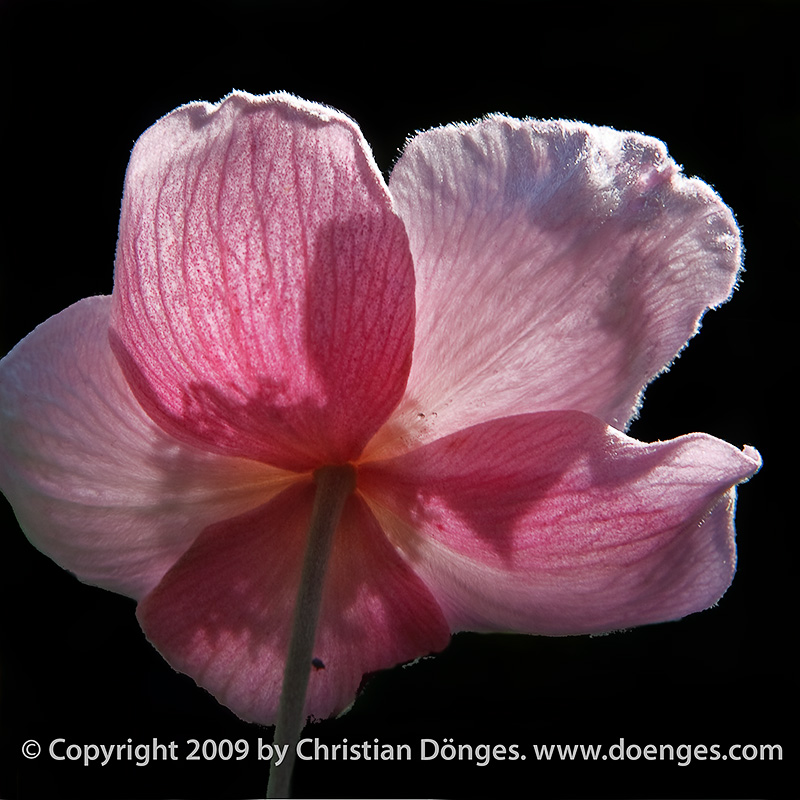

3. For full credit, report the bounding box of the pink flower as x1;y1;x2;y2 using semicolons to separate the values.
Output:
0;92;759;726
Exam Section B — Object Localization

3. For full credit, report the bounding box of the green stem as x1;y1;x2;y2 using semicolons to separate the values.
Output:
267;464;356;799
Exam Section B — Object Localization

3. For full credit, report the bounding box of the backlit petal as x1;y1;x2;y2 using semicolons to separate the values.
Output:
0;297;290;599
360;412;760;634
380;118;741;455
111;92;415;471
137;483;450;724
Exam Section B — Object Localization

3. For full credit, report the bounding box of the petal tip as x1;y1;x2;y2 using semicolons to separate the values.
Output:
741;444;763;477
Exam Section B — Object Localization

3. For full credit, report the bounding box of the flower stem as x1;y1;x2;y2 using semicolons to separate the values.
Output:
267;463;356;799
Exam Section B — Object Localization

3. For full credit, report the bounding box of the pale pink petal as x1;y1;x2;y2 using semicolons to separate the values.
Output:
0;297;292;599
137;483;450;724
360;412;760;635
376;117;741;456
111;92;415;471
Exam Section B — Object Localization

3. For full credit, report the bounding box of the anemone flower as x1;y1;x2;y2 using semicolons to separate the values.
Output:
0;92;759;796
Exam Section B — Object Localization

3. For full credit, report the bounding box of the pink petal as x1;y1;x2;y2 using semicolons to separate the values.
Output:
379;118;741;455
360;412;760;635
111;92;415;471
0;296;291;599
137;482;450;724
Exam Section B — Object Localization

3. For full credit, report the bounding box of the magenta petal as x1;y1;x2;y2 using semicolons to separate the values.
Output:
360;412;760;635
111;92;415;470
0;297;291;599
385;117;742;448
137;483;450;724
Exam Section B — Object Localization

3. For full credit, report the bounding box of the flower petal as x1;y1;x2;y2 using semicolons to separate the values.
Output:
0;296;290;599
111;92;415;471
360;412;760;635
137;482;450;724
379;117;741;454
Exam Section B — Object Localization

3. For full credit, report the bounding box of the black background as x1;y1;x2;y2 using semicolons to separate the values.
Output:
0;1;792;798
